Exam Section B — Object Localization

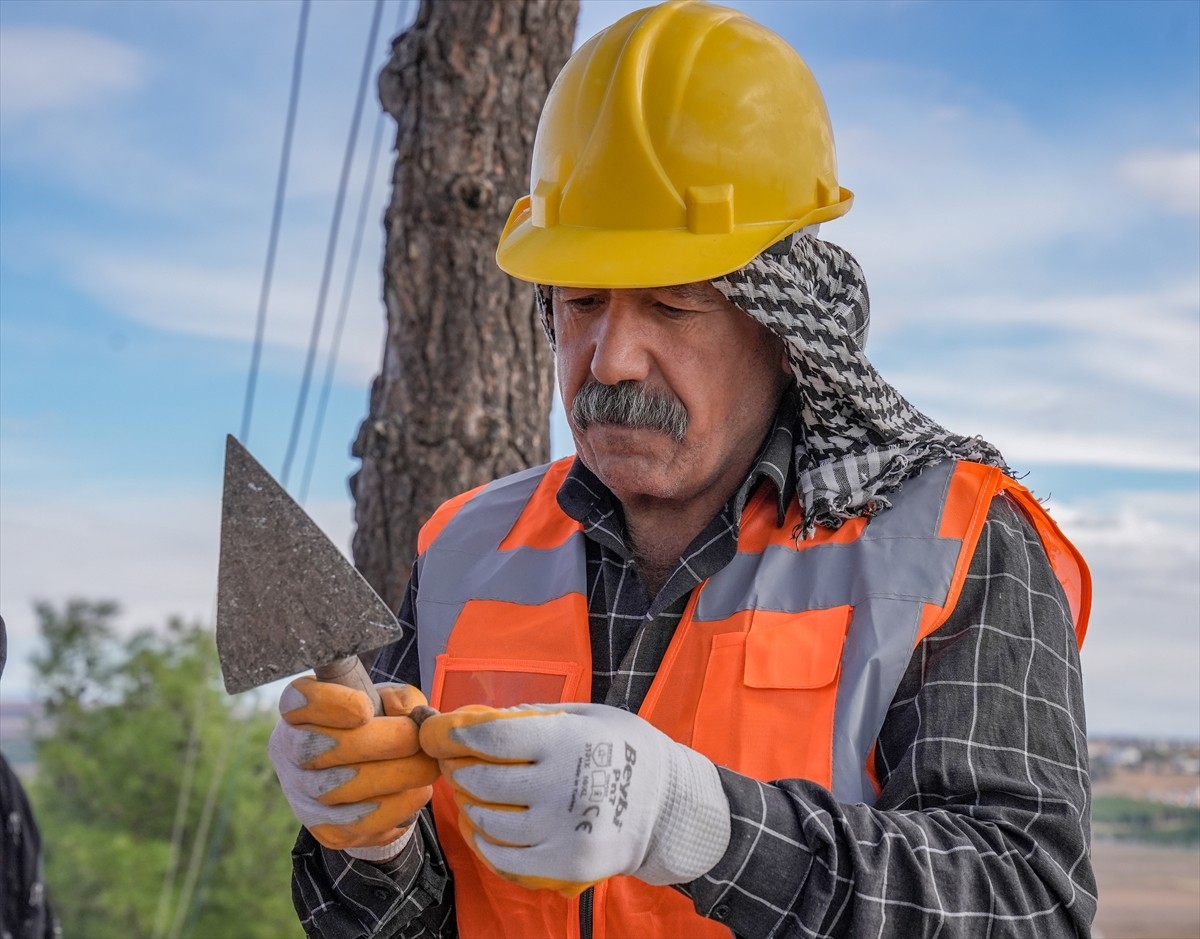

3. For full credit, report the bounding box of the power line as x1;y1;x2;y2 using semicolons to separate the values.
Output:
280;0;385;488
174;6;401;929
297;93;389;505
240;0;311;445
299;0;412;505
157;5;310;935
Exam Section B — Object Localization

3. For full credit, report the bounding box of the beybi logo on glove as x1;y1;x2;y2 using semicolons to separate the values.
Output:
568;739;638;834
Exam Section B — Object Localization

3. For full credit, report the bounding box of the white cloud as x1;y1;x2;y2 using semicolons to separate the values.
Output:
1053;491;1200;738
0;485;356;702
68;239;387;385
812;59;1198;311
873;281;1199;472
1118;149;1200;216
921;281;1197;337
824;73;1109;275
983;429;1197;473
0;7;388;224
1053;489;1200;554
0;26;145;117
2;22;396;387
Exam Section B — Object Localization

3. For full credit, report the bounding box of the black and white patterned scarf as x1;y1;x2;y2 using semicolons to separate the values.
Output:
536;233;1009;536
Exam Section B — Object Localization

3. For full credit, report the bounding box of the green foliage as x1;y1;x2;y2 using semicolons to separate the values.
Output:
1092;795;1200;847
28;600;304;939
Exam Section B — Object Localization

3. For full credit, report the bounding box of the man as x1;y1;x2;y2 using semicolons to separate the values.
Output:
269;2;1095;937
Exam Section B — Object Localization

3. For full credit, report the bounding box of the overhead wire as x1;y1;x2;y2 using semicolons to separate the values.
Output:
155;6;312;935
240;0;311;445
298;0;415;508
296;65;393;505
173;2;400;932
299;0;412;506
280;0;386;488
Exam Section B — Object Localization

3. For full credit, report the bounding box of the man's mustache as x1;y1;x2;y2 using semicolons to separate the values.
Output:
570;381;688;442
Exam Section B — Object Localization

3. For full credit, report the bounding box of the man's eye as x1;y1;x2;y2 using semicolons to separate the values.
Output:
564;296;601;311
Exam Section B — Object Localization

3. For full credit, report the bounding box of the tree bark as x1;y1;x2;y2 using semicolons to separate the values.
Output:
351;0;578;611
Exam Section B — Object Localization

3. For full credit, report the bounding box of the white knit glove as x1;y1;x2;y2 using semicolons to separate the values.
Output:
268;677;439;860
419;702;730;896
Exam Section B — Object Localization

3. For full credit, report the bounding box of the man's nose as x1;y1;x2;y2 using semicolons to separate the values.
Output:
589;300;653;385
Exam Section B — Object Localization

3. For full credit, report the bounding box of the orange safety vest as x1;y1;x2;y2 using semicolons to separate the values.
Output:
413;458;1089;939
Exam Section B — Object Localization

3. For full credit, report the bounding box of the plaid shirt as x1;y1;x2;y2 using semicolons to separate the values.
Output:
290;395;1096;938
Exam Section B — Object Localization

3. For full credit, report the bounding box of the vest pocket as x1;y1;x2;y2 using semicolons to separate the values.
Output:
691;605;853;784
432;655;585;711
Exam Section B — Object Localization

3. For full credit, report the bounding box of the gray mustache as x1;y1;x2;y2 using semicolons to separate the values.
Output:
571;381;688;442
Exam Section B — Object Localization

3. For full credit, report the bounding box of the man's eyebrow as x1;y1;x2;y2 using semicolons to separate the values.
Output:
548;282;713;301
656;282;713;303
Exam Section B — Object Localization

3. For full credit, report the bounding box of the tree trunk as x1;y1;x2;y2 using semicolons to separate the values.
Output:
351;0;578;611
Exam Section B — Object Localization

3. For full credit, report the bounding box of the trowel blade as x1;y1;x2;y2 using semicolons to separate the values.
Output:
215;435;402;694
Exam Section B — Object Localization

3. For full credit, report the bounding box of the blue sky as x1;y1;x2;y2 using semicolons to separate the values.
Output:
1;0;1197;738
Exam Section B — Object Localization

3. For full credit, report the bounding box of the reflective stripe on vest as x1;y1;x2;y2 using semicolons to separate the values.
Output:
413;457;1089;939
415;461;586;698
694;463;960;801
418;458;960;804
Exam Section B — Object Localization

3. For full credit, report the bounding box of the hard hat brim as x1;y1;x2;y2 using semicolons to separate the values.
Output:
495;190;854;289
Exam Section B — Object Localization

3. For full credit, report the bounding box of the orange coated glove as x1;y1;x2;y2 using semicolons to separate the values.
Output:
268;676;439;860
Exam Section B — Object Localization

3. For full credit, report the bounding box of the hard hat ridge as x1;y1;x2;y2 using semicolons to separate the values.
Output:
497;0;854;288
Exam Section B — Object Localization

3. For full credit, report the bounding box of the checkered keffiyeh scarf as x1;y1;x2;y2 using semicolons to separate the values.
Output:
535;233;1009;535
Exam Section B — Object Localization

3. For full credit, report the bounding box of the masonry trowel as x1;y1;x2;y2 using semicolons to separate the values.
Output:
215;434;402;715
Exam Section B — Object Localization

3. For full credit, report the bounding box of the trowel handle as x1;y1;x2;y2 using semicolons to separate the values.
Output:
314;656;384;716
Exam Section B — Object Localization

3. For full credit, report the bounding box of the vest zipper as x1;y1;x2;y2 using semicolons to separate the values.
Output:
579;885;594;939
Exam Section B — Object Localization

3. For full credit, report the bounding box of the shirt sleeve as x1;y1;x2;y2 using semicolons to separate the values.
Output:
680;494;1097;938
288;563;460;939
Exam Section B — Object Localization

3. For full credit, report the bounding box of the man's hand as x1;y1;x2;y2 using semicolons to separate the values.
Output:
419;702;730;896
268;677;439;859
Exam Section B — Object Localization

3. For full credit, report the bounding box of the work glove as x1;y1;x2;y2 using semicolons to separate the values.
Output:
420;702;731;896
268;676;439;861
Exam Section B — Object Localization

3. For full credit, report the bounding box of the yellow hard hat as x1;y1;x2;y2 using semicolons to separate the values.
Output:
496;0;853;288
